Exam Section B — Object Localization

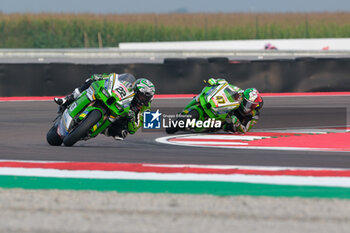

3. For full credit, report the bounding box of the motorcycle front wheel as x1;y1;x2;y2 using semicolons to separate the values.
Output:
46;126;63;146
63;110;102;147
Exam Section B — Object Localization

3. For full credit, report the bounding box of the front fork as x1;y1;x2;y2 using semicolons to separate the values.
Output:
77;104;111;137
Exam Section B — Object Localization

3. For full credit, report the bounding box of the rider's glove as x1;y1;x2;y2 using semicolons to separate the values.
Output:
208;78;217;85
208;78;227;86
91;74;104;81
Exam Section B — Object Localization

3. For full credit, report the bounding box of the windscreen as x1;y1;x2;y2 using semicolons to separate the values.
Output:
118;73;136;87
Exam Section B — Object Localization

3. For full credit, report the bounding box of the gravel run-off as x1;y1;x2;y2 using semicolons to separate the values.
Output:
0;188;350;233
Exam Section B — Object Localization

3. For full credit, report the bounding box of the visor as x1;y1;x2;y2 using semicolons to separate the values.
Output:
242;98;258;111
137;92;152;105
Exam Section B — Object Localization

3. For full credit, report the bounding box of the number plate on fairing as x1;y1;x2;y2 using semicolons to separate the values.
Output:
210;87;239;109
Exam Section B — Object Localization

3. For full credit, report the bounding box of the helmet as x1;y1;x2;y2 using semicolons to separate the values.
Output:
131;78;155;110
241;88;263;113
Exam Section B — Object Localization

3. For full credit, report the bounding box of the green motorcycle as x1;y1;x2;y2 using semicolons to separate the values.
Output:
47;74;136;146
166;80;243;134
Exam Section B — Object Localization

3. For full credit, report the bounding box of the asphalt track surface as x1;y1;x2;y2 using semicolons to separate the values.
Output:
1;95;350;168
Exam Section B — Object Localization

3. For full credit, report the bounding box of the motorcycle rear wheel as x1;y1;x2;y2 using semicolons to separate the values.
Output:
63;110;102;147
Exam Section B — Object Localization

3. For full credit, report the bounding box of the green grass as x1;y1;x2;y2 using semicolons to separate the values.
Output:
2;175;350;198
1;13;350;48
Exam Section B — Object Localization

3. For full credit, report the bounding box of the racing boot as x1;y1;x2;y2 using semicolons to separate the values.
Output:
54;88;81;113
113;129;128;141
103;123;128;141
223;116;246;134
104;128;128;141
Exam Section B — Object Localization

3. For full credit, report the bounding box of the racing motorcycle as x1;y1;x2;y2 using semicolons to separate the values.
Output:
165;81;242;134
47;75;134;146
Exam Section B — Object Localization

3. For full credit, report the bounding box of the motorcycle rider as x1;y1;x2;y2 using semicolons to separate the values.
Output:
171;78;263;134
54;73;155;140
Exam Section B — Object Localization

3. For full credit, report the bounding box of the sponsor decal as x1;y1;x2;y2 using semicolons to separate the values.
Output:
69;102;77;111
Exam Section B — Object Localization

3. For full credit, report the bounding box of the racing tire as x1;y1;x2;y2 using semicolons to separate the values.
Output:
46;126;63;146
163;58;186;64
186;57;208;64
208;57;229;63
294;57;316;62
63;110;102;147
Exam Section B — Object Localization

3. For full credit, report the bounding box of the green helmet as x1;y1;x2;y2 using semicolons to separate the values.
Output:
131;78;155;110
241;88;263;113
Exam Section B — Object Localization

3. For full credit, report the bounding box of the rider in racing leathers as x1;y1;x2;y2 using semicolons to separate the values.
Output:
176;78;263;134
54;73;155;140
207;78;263;133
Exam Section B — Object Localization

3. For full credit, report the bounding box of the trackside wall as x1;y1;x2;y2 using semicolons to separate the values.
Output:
0;58;350;96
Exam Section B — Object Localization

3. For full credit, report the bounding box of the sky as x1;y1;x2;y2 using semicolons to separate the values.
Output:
0;0;350;13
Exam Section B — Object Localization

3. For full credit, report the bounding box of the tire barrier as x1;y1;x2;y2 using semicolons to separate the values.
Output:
163;58;187;64
1;58;350;96
185;57;208;64
208;57;229;63
163;57;229;64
